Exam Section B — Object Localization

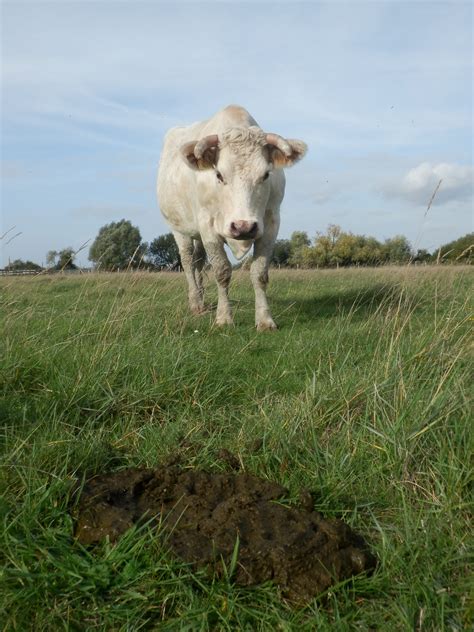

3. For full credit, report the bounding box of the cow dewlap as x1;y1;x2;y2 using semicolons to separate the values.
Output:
227;238;253;260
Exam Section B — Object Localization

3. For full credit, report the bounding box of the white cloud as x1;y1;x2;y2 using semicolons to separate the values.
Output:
382;162;474;206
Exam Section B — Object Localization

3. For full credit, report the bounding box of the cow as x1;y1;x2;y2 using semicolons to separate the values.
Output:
156;105;307;330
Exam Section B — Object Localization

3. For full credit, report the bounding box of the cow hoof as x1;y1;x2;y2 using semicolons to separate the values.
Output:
256;320;278;332
215;312;234;326
215;318;234;327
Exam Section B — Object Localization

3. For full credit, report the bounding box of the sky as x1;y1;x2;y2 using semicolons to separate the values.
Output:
1;0;473;267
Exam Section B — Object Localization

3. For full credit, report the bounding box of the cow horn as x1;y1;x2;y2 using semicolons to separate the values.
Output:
194;134;219;160
265;133;292;157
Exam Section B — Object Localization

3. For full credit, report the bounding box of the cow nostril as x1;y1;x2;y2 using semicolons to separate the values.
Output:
230;221;257;237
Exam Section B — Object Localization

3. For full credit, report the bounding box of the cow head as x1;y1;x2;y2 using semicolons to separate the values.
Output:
180;126;307;250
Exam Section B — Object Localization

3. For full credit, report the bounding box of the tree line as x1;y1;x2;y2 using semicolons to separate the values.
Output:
274;226;419;267
4;219;472;272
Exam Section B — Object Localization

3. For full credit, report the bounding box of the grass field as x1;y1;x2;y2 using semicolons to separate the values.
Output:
1;266;472;631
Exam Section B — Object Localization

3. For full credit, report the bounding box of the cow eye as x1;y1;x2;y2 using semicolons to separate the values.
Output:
216;170;224;183
262;171;270;181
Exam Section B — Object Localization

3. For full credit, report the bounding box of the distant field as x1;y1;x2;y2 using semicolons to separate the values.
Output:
1;267;472;630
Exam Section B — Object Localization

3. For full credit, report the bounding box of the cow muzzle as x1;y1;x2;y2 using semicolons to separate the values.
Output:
229;221;259;240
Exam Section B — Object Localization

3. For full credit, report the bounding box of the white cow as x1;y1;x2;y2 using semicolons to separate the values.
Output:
157;105;307;330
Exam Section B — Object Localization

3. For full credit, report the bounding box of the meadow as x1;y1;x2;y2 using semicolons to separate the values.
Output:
1;266;472;631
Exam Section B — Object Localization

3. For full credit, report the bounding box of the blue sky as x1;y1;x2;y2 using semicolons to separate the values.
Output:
1;0;472;267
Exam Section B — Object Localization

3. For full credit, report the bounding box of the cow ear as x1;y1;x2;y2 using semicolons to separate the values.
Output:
267;139;308;168
180;141;216;171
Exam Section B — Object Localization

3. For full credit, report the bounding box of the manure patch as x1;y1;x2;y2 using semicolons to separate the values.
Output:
74;465;376;603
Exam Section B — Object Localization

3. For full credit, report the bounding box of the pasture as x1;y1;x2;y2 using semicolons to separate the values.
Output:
1;266;472;630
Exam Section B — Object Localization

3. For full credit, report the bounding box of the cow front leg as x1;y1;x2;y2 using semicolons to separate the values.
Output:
250;212;279;331
204;241;233;326
173;232;205;314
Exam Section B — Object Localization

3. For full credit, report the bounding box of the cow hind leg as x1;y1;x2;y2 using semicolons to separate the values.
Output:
192;239;207;309
173;232;206;315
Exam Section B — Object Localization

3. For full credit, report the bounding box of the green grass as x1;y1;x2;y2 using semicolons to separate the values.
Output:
1;266;472;631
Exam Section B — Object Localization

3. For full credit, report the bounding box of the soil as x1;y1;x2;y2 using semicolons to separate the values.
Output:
74;464;376;603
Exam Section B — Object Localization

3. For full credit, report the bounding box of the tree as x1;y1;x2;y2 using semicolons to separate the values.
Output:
436;233;473;263
46;248;77;270
148;233;181;270
351;236;383;266
89;220;146;270
46;250;58;267
5;259;42;271
413;249;432;263
290;225;398;268
311;225;350;267
271;239;291;266
381;236;412;264
288;231;311;267
311;233;332;267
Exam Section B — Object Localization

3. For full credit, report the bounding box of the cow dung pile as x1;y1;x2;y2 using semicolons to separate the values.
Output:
74;465;376;603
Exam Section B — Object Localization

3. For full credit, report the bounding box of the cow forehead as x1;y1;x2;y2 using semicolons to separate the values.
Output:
220;126;267;148
218;127;269;171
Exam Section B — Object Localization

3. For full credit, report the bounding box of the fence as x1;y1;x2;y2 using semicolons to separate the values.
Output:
0;269;40;276
0;268;96;276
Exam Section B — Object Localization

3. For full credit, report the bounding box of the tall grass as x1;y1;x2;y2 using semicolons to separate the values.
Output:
1;267;472;630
